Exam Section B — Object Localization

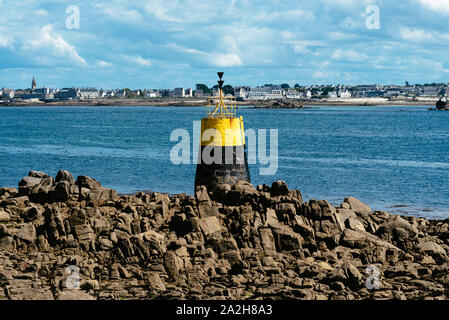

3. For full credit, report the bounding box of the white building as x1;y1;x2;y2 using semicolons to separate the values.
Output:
234;87;249;99
184;88;193;97
328;91;337;98
421;86;441;97
266;89;283;100
248;87;283;100
305;90;312;99
2;88;14;99
173;88;185;98
77;88;99;99
116;89;128;98
285;89;302;99
145;90;160;98
338;90;351;98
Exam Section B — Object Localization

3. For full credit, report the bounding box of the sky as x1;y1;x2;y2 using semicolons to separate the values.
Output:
1;0;449;89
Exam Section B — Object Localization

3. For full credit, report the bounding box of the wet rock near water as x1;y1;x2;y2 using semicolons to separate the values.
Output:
253;100;307;109
1;170;449;300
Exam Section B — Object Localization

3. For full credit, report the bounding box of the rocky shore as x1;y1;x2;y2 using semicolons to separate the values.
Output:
0;97;440;107
1;170;449;300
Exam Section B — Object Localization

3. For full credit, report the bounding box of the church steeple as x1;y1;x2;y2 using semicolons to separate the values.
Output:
31;76;36;92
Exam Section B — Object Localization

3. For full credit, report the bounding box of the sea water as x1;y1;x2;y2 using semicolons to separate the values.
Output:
0;105;448;218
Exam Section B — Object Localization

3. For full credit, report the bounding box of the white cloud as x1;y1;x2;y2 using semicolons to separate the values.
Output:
97;60;113;67
416;0;449;14
399;27;435;42
328;31;357;40
399;27;449;44
102;5;142;22
35;9;48;16
0;27;13;48
22;25;86;66
168;43;242;67
293;44;310;54
129;56;152;66
331;49;367;61
210;53;243;67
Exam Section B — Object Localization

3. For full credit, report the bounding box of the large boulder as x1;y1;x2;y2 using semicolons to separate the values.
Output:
76;176;101;191
28;177;54;203
417;239;446;257
335;208;365;232
342;197;372;221
271;226;303;251
199;216;222;237
55;170;75;185
53;181;72;202
232;180;257;194
340;228;400;251
259;227;276;251
18;176;42;196
57;290;96;300
16;223;37;243
195;185;210;204
84;187;118;205
270;180;289;197
0;209;10;222
375;215;419;246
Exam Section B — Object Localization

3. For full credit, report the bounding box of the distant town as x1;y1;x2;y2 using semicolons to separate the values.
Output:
1;76;447;104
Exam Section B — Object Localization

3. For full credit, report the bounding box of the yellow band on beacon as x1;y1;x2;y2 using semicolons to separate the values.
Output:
200;117;245;146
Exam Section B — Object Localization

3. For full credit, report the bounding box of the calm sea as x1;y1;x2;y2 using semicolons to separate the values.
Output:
0;105;448;218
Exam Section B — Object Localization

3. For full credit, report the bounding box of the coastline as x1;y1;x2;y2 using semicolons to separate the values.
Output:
1;170;449;300
0;97;439;108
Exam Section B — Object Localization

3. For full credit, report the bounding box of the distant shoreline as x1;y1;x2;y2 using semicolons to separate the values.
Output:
0;97;439;108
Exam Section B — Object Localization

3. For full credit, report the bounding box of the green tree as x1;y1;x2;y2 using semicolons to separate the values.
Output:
280;83;290;89
196;84;210;94
222;85;234;95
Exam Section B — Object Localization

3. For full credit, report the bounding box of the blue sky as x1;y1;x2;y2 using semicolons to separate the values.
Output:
1;0;449;89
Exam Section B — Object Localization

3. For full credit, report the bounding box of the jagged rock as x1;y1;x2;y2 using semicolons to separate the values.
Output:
270;180;289;196
28;171;51;179
0;209;10;222
1;171;449;301
76;175;101;190
340;228;400;251
163;251;184;276
259;227;276;251
208;237;239;255
57;290;96;300
54;181;72;202
343;197;372;221
55;170;75;185
199;216;221;236
16;223;36;243
29;177;54;203
335;208;365;232
18;176;42;196
376;215;418;240
85;187;118;205
271;226;303;251
195;185;210;203
198;204;219;218
417;239;446;257
73;224;95;244
232;180;257;194
264;208;280;228
0;236;14;250
147;273;166;291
